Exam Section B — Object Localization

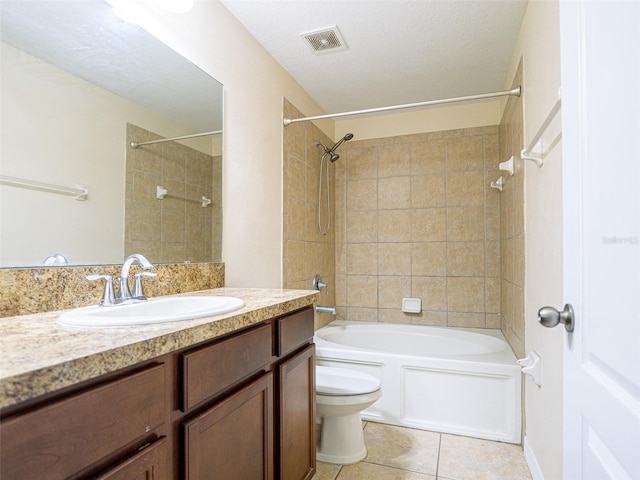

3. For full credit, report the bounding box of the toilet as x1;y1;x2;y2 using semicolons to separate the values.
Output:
315;365;382;464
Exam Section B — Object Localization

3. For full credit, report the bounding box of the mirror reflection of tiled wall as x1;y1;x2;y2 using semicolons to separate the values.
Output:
124;123;222;263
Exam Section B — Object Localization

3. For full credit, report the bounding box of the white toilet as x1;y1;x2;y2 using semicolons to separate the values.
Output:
315;365;382;464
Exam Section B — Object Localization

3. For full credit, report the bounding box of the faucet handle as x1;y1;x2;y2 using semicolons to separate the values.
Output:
87;274;116;306
312;274;329;293
133;271;158;299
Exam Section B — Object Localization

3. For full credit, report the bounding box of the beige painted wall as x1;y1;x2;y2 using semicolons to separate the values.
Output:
336;101;501;141
504;1;564;478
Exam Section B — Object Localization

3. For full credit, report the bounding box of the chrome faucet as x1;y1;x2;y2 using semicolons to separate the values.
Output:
117;254;156;303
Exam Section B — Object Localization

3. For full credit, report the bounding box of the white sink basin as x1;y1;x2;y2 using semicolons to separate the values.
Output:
58;296;245;327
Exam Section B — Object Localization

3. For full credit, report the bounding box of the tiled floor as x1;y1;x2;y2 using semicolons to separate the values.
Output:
313;422;532;480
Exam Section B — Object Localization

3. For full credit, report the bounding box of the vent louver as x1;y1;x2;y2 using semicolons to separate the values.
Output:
300;26;348;55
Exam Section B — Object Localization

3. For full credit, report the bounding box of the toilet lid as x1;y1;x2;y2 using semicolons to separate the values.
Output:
316;366;381;396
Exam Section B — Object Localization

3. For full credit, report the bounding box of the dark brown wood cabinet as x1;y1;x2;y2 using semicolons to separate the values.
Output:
0;306;315;480
277;344;316;480
183;373;274;479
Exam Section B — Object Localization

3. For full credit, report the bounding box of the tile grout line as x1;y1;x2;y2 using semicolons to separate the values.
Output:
435;432;443;479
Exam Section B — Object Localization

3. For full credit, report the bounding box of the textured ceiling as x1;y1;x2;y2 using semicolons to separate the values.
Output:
221;0;527;115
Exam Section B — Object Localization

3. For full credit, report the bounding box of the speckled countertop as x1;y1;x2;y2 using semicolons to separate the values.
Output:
0;288;319;409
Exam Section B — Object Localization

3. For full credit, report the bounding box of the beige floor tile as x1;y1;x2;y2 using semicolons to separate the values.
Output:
338;462;436;480
362;423;440;476
437;434;532;480
314;461;343;480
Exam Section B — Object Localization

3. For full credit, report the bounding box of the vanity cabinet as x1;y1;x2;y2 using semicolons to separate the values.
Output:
0;363;167;479
0;305;316;480
183;373;274;479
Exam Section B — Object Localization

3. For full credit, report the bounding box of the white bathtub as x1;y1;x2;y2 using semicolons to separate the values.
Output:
314;321;522;444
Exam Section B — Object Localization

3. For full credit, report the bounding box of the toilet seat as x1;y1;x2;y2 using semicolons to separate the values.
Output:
316;366;381;396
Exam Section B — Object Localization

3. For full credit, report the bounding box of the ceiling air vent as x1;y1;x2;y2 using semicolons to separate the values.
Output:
300;26;348;55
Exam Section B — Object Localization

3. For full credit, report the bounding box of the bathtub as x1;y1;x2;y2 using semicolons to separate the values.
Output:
314;321;522;444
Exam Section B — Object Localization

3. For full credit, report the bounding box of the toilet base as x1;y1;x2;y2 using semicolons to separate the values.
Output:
316;412;367;465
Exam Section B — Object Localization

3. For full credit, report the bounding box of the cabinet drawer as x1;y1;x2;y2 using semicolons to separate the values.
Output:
276;307;314;357
95;436;169;480
181;323;272;411
0;363;165;479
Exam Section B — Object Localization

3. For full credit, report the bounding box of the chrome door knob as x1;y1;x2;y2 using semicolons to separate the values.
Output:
538;304;575;332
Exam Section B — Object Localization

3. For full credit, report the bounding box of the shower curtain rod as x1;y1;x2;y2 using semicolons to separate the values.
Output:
283;86;521;126
130;130;222;148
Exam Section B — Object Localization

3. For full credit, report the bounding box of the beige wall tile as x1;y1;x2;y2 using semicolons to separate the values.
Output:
446;171;485;206
411;208;447;242
378;308;413;324
347;147;378;180
286;156;305;203
447;277;485;312
412;242;447;276
378;275;411;309
378;144;411;178
485;276;501;314
378;243;412;276
378;176;411;209
347;243;379;275
346;275;378;308
446;135;485;172
411;310;448;326
447;241;485;276
346;210;378;243
346;306;379;322
412;276;447;311
447;206;485;241
411;175;446;208
378;209;411;242
283;109;504;332
411;139;446;174
348;178;378;211
448;312;486;328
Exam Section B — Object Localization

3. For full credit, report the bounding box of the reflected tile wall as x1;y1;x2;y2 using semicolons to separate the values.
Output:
499;61;526;357
335;126;501;328
283;100;336;330
124;123;222;263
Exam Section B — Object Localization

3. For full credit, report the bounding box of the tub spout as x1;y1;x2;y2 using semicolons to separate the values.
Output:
316;305;337;315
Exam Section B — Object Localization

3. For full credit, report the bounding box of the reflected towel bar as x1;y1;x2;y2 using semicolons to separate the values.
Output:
156;185;211;207
0;175;88;201
130;130;222;148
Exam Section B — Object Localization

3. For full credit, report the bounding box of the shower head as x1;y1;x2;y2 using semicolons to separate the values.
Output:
315;133;354;163
330;133;354;154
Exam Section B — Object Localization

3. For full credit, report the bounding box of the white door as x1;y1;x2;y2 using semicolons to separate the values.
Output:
560;1;640;479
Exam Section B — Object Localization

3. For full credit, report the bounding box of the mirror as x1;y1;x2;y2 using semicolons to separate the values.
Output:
0;0;224;268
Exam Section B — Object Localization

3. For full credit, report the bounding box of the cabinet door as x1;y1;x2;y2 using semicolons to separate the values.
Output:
183;373;274;480
0;364;165;479
94;437;169;480
277;344;316;480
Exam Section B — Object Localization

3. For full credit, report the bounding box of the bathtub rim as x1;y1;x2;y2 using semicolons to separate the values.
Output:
314;320;520;367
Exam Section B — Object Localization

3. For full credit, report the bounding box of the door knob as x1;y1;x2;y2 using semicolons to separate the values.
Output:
538;304;575;332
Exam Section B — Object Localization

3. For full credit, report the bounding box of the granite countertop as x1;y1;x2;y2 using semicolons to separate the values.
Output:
0;287;319;409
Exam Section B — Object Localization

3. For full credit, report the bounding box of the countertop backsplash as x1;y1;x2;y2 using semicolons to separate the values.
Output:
0;262;225;318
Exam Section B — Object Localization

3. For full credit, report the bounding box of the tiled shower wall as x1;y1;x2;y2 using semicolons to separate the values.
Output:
499;62;526;358
334;127;502;327
125;123;222;263
282;99;336;330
